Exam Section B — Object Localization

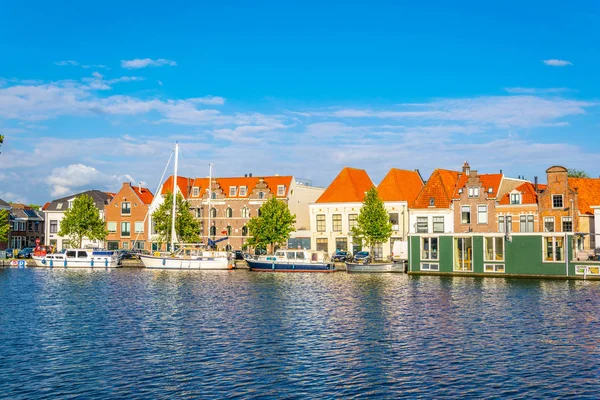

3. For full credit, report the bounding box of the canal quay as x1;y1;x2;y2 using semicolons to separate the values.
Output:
0;268;598;399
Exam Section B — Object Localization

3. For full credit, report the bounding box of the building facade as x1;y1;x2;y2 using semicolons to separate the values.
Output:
496;181;540;234
8;204;44;249
0;198;11;251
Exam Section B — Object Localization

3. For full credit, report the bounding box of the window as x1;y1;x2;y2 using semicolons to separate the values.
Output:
107;222;117;233
389;213;399;230
544;236;564;262
510;193;521;204
211;192;217;200
239;186;247;196
316;214;326;232
421;237;438;260
50;220;58;233
121;222;131;237
196;208;203;218
122;241;129;250
552;195;563;209
416;217;428;233
505;216;512;233
421;263;439;271
429;198;435;206
348;214;358;230
461;206;471;224
335;237;348;252
133;241;145;250
135;221;144;233
468;187;480;198
56;203;63;210
210;226;216;236
210;208;217;218
477;205;488;224
433;216;444;233
332;214;342;232
192;187;200;197
520;215;535;232
121;202;131;215
544;217;555;232
241;226;248;236
454;237;473;271
277;185;285;196
226;226;232;236
258;192;265;199
562;217;573;232
484;237;504;261
107;241;119;250
229;186;237;196
316;238;328;252
241;207;250;218
484;264;505;273
226;208;233;218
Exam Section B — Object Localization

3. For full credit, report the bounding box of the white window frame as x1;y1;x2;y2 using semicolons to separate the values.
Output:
239;186;247;196
477;205;488;224
316;214;326;232
562;217;573;232
468;187;480;198
416;217;428;233
432;216;444;233
543;236;564;262
107;221;117;233
134;221;144;233
229;186;237;196
484;236;504;262
192;187;200;197
332;214;342;232
510;193;521;204
552;194;564;209
544;217;555;232
421;236;439;260
484;264;505;273
121;222;131;237
277;185;285;196
421;263;439;271
461;205;471;224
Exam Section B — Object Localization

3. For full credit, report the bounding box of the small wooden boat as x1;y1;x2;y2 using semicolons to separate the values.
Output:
346;261;406;273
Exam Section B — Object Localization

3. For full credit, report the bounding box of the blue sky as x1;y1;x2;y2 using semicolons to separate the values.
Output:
1;1;599;204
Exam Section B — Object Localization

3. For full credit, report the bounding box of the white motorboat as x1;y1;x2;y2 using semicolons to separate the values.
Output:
32;249;119;268
140;246;232;269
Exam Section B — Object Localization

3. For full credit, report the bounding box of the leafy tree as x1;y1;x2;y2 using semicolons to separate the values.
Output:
152;191;200;246
0;135;3;153
568;168;590;178
0;209;9;244
58;194;107;248
351;187;392;253
246;197;296;253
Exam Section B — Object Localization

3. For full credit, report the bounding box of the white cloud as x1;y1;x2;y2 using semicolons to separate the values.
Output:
0;191;28;204
54;60;79;66
542;59;573;67
188;96;226;105
81;64;108;69
504;87;572;94
47;163;116;197
121;58;177;69
92;72;103;79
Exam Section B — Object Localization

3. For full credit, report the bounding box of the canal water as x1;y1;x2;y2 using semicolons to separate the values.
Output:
0;269;598;399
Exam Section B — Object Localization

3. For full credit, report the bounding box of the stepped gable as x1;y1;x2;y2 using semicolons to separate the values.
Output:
412;169;460;209
569;177;600;215
377;168;424;203
316;167;374;203
499;182;538;205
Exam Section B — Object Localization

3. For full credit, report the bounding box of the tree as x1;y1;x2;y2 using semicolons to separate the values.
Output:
568;168;590;178
246;197;296;253
58;194;107;248
0;209;9;244
0;135;3;154
351;187;392;253
152;191;201;246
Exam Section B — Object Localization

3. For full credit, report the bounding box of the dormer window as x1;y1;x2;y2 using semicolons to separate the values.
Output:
56;203;63;210
429;197;435;206
468;187;479;198
239;186;247;196
510;193;521;205
488;187;493;194
229;186;237;196
277;185;285;196
192;187;200;197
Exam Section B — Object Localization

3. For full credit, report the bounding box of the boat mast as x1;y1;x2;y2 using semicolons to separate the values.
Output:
207;162;213;247
170;142;179;251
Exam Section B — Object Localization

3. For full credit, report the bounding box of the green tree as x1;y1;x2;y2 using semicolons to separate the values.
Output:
58;194;107;248
152;191;200;246
0;135;3;153
246;197;296;253
568;168;590;178
351;187;392;253
0;209;9;244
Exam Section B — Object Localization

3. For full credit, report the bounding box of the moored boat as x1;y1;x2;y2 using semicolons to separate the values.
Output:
32;249;119;268
246;249;336;272
140;246;232;269
346;261;406;273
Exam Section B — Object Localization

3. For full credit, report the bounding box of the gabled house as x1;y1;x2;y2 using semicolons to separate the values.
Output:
497;181;541;233
309;167;374;255
409;169;460;235
43;190;114;250
567;176;600;251
452;162;503;233
104;182;154;251
8;204;44;249
377;168;424;256
537;166;578;236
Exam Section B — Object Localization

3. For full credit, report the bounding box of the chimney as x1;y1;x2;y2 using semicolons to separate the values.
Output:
534;176;538;192
500;169;503;175
244;174;248;177
139;182;142;192
249;173;253;177
462;161;470;175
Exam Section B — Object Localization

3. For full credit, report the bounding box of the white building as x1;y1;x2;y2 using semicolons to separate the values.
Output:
43;190;113;250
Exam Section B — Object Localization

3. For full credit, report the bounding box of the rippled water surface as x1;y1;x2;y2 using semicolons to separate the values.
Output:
1;269;599;399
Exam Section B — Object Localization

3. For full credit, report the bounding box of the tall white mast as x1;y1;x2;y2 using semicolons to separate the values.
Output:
207;162;213;246
170;142;179;251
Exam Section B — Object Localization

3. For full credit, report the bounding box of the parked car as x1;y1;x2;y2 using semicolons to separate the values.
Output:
5;248;15;259
17;247;35;259
331;251;351;262
352;251;372;264
234;250;245;260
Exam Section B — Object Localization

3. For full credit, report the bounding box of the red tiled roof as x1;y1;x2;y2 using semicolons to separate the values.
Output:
164;175;294;199
412;169;460;209
377;168;423;203
161;176;193;196
453;173;503;198
132;186;154;205
569;177;600;215
316;167;374;203
42;202;51;211
499;182;538;205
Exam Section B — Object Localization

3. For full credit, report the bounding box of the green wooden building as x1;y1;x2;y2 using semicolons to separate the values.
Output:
408;233;599;279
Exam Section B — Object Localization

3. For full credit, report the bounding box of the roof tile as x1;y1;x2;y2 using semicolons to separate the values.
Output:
316;167;374;203
569;177;600;215
377;169;424;203
412;169;460;209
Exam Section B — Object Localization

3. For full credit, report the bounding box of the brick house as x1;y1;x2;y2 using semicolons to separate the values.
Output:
148;174;324;251
563;175;600;251
537;166;579;236
104;182;154;251
8;204;44;249
496;181;541;233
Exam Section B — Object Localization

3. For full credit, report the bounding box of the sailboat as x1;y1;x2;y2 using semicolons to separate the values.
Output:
139;143;233;270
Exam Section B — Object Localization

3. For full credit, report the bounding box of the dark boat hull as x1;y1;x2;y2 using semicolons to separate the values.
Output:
246;259;336;272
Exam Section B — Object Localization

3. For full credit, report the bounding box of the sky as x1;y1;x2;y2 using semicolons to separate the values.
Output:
1;0;599;204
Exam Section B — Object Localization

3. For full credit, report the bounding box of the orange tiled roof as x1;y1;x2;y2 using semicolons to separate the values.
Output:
377;168;423;203
316;167;374;203
412;169;460;209
569;177;600;215
42;202;51;211
166;175;294;199
132;186;154;205
453;173;503;198
499;182;538;205
161;176;193;196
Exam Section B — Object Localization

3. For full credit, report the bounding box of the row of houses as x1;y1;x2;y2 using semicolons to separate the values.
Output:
1;162;599;257
0;199;45;250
